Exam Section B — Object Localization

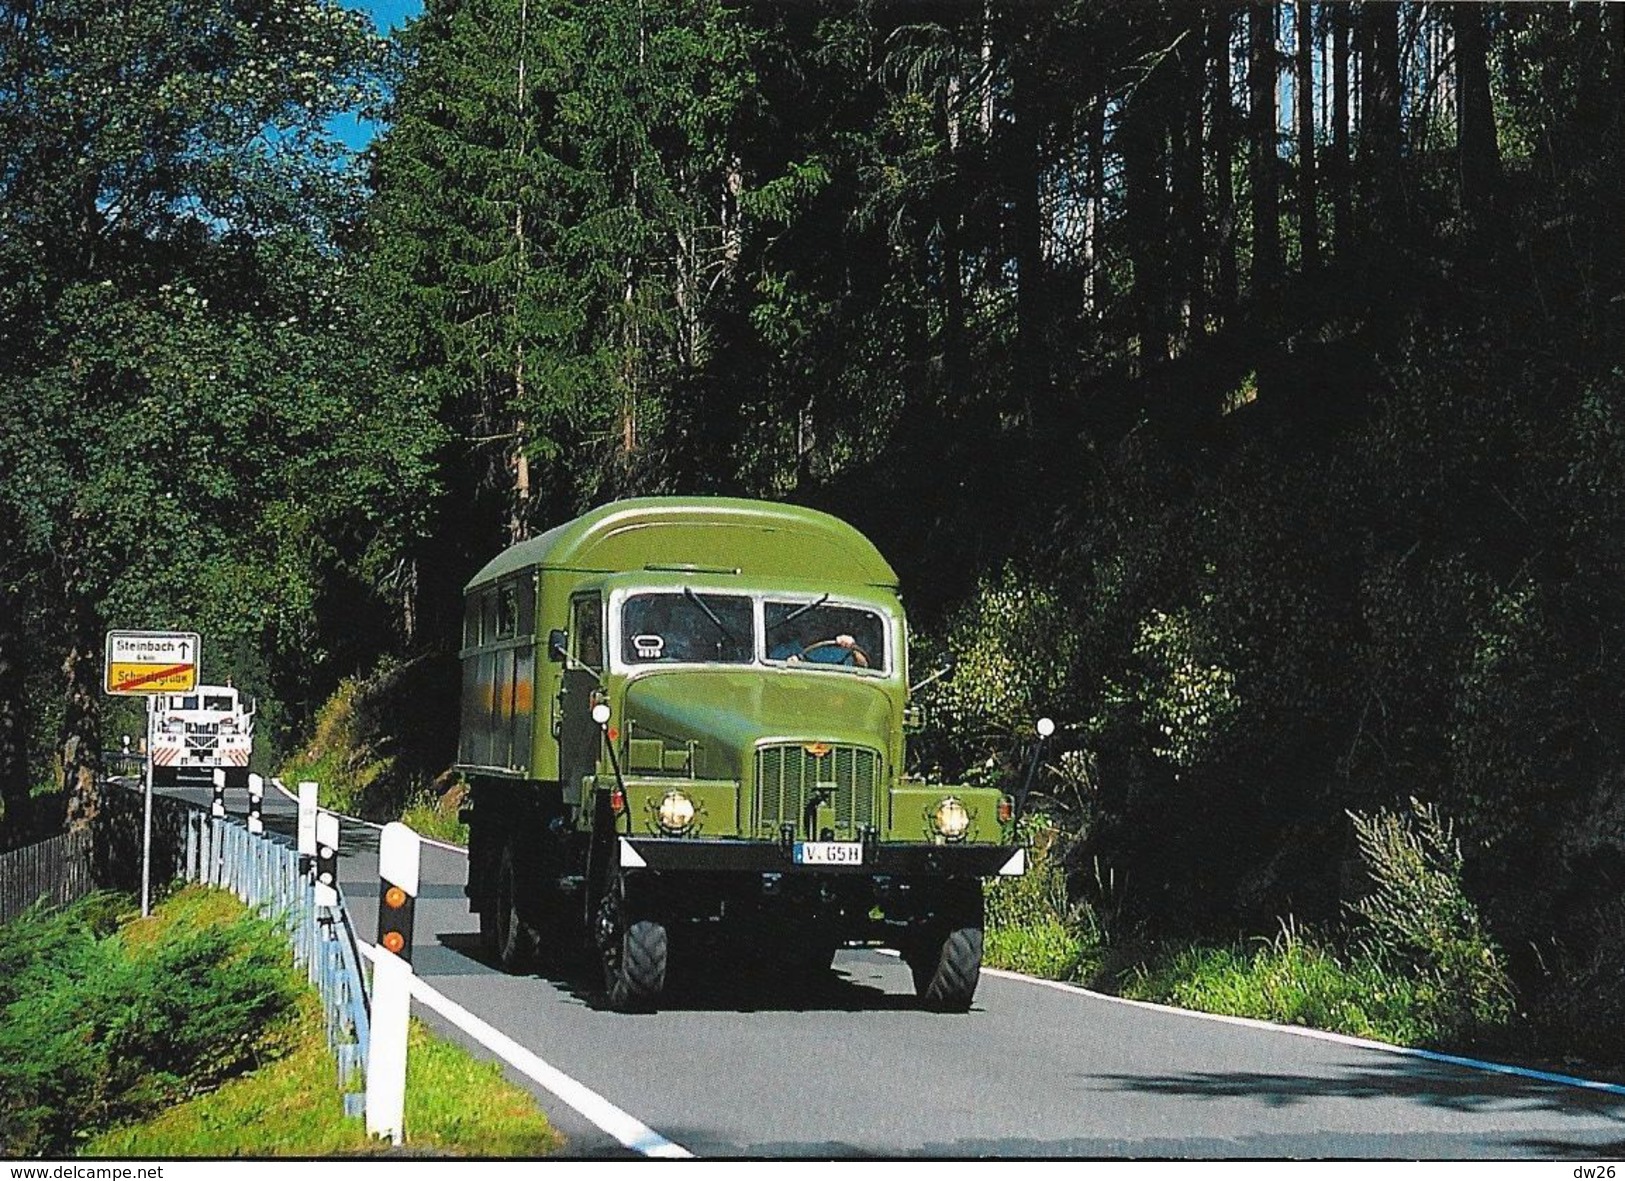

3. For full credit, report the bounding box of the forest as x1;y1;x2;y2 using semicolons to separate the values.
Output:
2;1;1624;1070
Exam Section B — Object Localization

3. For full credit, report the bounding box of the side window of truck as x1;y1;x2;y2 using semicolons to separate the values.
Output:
572;595;603;670
496;584;518;639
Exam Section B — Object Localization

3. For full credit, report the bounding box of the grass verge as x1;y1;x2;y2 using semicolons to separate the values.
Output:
85;1007;562;1157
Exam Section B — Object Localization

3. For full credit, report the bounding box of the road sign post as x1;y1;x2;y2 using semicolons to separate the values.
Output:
104;630;201;918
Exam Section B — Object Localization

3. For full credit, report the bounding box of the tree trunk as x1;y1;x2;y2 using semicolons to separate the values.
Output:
1452;2;1499;223
1295;0;1319;271
1084;93;1106;318
1122;51;1169;367
1012;43;1047;420
1212;8;1238;317
1249;2;1280;294
59;615;101;835
0;581;32;834
1178;16;1208;344
1331;1;1351;255
1359;0;1403;235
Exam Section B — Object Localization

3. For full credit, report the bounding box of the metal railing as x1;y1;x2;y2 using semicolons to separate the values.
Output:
180;808;371;1115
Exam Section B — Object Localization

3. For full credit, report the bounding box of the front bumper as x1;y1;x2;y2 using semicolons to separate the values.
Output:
616;835;1025;877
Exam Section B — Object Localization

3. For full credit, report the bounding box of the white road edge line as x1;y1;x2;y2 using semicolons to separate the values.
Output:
264;773;1625;1107
966;959;1625;1098
269;778;468;856
358;940;692;1159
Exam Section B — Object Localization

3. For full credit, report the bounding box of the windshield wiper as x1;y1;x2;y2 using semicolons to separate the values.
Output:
765;593;829;637
683;586;739;646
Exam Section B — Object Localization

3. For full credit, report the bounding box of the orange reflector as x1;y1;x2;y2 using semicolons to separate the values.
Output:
805;742;830;757
608;726;619;742
997;797;1014;824
610;788;626;815
384;885;407;909
381;930;405;954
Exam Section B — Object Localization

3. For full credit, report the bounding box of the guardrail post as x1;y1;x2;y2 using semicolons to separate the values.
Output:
366;822;419;1145
247;773;264;836
314;811;339;910
298;782;319;877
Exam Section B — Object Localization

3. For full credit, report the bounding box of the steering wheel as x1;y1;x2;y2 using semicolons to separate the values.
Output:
796;639;870;668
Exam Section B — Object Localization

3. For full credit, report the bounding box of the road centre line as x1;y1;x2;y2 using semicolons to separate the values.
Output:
356;939;692;1158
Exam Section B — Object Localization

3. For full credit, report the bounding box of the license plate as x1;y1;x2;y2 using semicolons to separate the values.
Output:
794;841;863;866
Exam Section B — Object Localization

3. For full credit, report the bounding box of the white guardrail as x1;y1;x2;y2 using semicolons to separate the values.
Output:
146;777;693;1155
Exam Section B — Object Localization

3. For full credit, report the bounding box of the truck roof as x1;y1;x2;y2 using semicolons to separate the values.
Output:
465;497;899;592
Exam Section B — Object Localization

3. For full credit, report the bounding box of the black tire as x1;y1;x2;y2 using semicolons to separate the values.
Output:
785;938;839;980
492;845;539;973
910;925;984;1012
597;884;667;1011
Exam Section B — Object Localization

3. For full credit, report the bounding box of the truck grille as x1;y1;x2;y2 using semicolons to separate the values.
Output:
754;743;879;839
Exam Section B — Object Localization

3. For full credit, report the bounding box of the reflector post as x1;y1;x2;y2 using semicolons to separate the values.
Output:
314;810;340;909
247;773;264;836
376;821;420;966
211;767;226;818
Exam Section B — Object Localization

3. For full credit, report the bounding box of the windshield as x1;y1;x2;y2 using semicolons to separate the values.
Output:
621;591;753;665
765;600;887;673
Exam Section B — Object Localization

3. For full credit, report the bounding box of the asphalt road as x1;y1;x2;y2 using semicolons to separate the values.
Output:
146;778;1625;1158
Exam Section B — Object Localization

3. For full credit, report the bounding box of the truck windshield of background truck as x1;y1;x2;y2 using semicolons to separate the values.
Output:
764;599;887;673
621;591;753;664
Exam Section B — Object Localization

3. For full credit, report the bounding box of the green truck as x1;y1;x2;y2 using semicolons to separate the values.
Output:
456;497;1025;1010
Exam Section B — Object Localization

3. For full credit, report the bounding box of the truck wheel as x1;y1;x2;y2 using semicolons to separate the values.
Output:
491;845;539;973
910;924;984;1012
596;885;667;1011
785;938;839;980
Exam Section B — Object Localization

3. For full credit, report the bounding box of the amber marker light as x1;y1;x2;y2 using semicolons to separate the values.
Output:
997;795;1014;824
385;886;407;909
610;787;627;815
382;930;406;954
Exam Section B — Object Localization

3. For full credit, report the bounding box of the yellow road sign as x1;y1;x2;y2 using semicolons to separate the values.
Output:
104;630;201;696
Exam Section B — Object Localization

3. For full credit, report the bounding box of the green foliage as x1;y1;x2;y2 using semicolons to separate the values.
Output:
1101;605;1241;770
282;658;459;824
1123;924;1434;1047
1346;799;1514;1036
400;778;472;847
0;889;297;1156
982;824;1103;982
85;1014;559;1157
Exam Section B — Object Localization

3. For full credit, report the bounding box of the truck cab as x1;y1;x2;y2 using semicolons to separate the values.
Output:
457;497;1023;1010
150;684;254;788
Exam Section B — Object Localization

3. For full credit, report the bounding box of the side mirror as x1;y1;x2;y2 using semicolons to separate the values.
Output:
547;628;568;663
908;653;957;695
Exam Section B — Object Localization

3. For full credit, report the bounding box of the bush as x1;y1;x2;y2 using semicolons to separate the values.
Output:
1123;922;1432;1045
1346;798;1514;1039
0;889;297;1155
983;822;1103;982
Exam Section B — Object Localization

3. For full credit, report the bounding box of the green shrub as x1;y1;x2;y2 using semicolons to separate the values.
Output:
1346;798;1514;1039
0;889;297;1155
1123;923;1431;1045
983;823;1103;982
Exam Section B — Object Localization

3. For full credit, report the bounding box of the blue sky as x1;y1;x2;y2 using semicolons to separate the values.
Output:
331;0;423;150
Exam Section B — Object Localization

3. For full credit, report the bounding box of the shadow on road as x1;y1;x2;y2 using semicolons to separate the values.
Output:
423;925;931;1015
1088;1059;1625;1120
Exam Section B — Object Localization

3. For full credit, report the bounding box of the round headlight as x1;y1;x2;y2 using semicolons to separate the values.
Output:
932;797;971;842
656;790;697;834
